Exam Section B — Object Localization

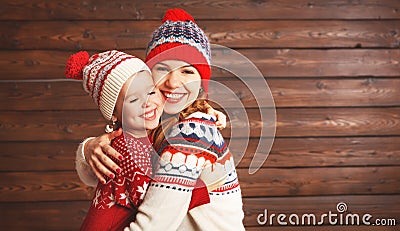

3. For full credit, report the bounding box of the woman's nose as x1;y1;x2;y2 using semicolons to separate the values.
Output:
164;71;182;89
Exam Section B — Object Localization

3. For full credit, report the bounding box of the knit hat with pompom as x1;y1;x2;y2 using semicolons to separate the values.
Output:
65;50;150;120
145;8;211;93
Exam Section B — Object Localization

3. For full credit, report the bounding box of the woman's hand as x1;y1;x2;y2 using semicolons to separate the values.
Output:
84;128;123;184
207;107;227;130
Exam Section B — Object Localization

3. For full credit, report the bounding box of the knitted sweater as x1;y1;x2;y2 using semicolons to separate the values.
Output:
126;112;245;231
76;112;245;230
78;134;153;231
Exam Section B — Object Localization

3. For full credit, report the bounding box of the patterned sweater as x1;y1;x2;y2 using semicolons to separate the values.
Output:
76;112;245;230
125;112;245;230
78;134;153;231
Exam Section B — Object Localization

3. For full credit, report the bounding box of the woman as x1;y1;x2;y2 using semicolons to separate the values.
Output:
77;8;245;230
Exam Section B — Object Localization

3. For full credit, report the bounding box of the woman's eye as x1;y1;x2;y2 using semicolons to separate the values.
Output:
129;98;138;103
156;66;168;72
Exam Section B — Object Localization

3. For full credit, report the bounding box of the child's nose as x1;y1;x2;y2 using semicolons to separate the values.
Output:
142;100;151;108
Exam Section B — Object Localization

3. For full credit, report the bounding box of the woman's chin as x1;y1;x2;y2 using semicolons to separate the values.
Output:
163;100;187;114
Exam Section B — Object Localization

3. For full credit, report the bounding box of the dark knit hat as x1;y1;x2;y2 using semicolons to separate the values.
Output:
145;8;211;92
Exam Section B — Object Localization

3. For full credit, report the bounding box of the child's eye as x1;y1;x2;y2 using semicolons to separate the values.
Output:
182;69;195;74
148;91;156;96
129;98;138;103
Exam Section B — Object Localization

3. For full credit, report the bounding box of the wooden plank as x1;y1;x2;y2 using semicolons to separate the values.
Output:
1;108;400;141
223;107;400;138
276;107;400;137
0;49;144;81
0;81;96;111
0;201;90;231
0;141;78;171
231;137;400;168
0;171;94;202
4;136;397;171
2;20;400;50
1;0;399;20
0;195;399;230
1;167;399;202
235;49;400;78
1;137;399;172
2;78;400;111
2;49;399;80
238;167;400;197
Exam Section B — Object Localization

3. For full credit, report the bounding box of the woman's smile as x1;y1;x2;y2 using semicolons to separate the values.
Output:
161;90;188;104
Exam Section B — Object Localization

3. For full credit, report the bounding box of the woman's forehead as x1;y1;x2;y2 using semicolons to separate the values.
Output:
156;60;193;68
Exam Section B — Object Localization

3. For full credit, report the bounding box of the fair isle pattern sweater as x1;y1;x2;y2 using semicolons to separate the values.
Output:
126;112;245;231
80;134;153;231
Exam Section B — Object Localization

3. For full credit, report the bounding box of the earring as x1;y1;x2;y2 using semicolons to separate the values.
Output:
199;87;204;95
105;120;116;133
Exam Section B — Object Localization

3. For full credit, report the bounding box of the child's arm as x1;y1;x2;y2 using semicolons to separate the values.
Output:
75;129;123;185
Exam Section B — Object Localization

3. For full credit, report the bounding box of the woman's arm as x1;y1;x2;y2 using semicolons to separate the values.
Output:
75;129;123;185
205;103;226;130
75;137;98;187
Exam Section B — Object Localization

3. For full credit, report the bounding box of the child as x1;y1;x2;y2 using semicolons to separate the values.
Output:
65;50;162;230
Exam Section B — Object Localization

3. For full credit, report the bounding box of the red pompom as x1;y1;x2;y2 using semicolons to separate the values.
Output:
162;8;194;23
65;51;90;80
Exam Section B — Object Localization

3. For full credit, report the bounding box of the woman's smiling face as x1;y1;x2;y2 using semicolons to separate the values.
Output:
151;60;201;115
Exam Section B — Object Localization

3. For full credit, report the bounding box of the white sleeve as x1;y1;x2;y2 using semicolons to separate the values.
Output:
75;137;98;187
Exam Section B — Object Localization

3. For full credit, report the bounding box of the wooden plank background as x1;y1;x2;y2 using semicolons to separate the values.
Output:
0;0;399;230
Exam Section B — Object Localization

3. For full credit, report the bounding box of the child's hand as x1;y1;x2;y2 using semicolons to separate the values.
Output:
84;128;123;184
207;107;227;130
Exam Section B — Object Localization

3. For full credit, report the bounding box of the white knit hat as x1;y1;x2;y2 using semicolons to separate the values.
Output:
65;50;150;120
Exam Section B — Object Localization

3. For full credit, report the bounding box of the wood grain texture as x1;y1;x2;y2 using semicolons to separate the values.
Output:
223;107;400;138
1;0;399;20
1;21;399;50
1;137;399;171
1;108;399;141
0;195;398;230
0;141;78;171
0;172;94;202
238;167;400;197
1;49;399;80
1;167;398;202
1;1;399;230
230;137;400;168
2;78;400;111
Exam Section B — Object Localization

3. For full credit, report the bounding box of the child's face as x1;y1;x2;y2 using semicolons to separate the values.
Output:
151;60;201;115
115;70;162;137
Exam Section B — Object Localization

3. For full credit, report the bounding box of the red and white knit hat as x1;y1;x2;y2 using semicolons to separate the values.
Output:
65;50;150;120
145;8;211;92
